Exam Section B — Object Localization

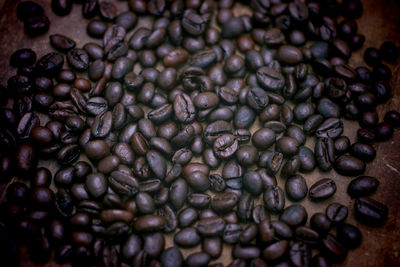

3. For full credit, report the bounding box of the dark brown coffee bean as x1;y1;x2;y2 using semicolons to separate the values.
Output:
50;34;76;52
334;155;366;176
213;134;238;159
24;16;50;37
354;197;388;226
347;176;379;198
309;178;336;200
326;203;348;223
197;216;226;237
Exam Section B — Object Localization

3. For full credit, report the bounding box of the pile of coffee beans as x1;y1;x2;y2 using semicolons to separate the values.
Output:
1;0;400;266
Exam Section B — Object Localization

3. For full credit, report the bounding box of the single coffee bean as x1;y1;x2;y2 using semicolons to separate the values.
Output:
280;205;308;227
243;171;263;196
309;178;337;200
197;216;226;237
334;155;366;176
354;197;388;226
252;128;276;149
213;134;238;159
50;34;76;52
326;203;348;223
263;240;289;261
133;215;165;232
285;175;308;201
258;219;275;243
24;16;50;37
289;242;311;267
211;193;239;214
336;223;362;249
174;227;201;247
320;234;347;262
347;176;379;198
263;185;285;213
256;66;285;91
276;137;300;157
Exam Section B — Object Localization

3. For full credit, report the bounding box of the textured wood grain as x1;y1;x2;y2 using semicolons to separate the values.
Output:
0;0;400;266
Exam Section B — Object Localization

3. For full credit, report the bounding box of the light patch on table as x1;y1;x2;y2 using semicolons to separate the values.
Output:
385;163;400;174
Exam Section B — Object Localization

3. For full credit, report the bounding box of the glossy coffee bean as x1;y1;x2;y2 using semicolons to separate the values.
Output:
326;203;348;223
309;178;336;200
320;234;347;262
285;175;308;201
24;16;50;37
289;242;311;267
347;176;379;198
263;186;285;213
334;155;366;176
354;197;388;226
336;223;362;249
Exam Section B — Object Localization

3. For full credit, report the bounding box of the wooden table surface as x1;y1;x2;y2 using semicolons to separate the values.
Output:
1;0;400;266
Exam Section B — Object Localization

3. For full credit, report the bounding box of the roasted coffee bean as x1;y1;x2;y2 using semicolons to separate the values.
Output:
252;128;276;149
17;1;44;21
298;146;316;172
202;237;222;259
178;208;198;228
334;155;366;176
347;176;379;198
354;197;388;226
295;226;319;246
160;247;183;267
256;66;285;91
285;175;308;201
133;215;165;232
243;171;262;196
146;150;166;180
238;224;257;244
309;178;336;200
169;179;188;211
237;193;254;221
258;219;274;243
289;242;311;267
262;240;289;261
24;16;50;37
91;111;112;138
211;193;238;213
36;52;64;77
213;134;238;159
174;93;196;123
350;142;376;162
98;1;117;21
10;48;36;68
223;224;243;244
263;186;285;213
51;0;73;16
197;216;226;237
320;234;347;262
67;49;89;71
50;34;75;52
280;204;308;227
375;122;394;141
85;172;108;198
336;223;362;249
108;170;139;196
384;110;400;127
174;227;201;247
276;137;300;157
326;203;348;223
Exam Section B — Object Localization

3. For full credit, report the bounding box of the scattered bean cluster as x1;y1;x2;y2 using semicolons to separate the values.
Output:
1;0;400;266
